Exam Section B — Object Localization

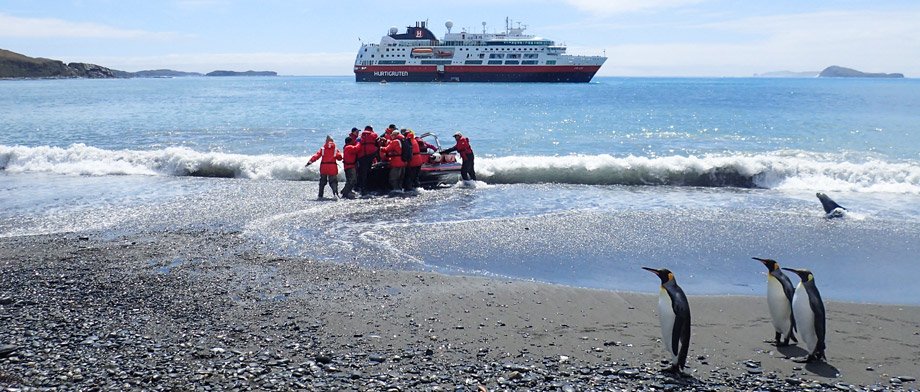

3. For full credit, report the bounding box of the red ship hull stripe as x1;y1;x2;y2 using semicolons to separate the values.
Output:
354;65;601;74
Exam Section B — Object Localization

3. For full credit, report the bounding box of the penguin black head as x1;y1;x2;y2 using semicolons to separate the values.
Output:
781;267;814;282
642;267;675;284
752;257;780;272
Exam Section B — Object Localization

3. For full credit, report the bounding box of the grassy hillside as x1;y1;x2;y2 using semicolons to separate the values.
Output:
0;48;79;78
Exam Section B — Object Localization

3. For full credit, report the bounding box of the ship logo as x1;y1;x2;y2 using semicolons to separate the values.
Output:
415;30;423;38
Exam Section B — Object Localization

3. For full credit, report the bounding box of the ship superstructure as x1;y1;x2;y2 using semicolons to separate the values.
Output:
354;18;606;82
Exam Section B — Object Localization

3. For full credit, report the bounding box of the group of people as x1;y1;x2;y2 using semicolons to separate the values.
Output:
305;124;476;199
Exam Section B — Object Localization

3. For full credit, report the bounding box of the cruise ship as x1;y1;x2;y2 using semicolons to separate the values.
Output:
354;19;606;83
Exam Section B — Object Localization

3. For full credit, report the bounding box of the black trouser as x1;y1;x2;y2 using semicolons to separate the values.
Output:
341;167;356;197
403;165;421;190
461;153;476;181
318;174;338;198
356;155;375;195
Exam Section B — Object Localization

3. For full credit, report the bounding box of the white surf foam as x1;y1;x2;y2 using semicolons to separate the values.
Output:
3;144;918;194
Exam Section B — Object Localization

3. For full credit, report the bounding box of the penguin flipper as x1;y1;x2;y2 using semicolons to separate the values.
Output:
670;300;691;369
808;285;827;353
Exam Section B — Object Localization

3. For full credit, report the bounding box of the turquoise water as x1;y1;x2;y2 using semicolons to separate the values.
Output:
2;76;919;304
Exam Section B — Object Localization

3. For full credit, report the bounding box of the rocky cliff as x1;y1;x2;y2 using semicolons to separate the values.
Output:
1;49;125;79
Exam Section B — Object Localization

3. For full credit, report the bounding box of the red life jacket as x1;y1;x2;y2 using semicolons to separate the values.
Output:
358;129;379;157
384;138;406;168
409;138;425;167
342;144;359;170
309;141;342;176
455;137;473;157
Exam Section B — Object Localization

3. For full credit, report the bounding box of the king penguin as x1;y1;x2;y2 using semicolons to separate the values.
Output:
752;257;798;346
782;267;827;362
642;267;691;374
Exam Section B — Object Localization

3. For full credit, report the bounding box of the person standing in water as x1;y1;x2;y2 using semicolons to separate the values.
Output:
382;131;406;192
340;136;359;199
305;135;343;199
441;131;476;181
356;125;379;196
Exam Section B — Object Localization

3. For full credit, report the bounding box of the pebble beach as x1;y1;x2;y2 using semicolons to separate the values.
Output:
2;229;918;391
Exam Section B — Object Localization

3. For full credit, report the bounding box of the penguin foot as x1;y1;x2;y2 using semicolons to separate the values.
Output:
793;353;825;363
662;364;684;376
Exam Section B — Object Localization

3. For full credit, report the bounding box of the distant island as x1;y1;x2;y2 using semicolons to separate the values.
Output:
1;48;276;79
132;69;203;78
818;65;904;78
753;70;818;78
206;70;277;77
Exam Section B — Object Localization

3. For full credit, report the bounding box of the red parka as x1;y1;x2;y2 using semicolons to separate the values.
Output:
308;141;343;176
342;144;359;170
454;136;473;158
383;134;406;168
358;128;379;158
409;138;425;167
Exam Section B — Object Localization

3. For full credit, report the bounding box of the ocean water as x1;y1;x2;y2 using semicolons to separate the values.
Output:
2;76;920;304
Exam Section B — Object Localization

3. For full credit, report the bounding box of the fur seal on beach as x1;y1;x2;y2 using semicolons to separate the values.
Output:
782;267;827;362
642;267;691;374
816;193;846;218
752;257;798;346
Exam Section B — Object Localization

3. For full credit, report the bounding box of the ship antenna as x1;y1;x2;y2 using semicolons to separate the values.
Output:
481;21;486;34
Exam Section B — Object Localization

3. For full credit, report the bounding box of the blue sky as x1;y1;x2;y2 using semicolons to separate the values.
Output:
1;0;918;76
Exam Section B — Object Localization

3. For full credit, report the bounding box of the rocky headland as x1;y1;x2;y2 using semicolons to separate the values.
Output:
1;49;275;79
0;49;123;79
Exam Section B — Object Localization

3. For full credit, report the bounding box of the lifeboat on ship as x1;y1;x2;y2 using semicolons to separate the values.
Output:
410;47;433;58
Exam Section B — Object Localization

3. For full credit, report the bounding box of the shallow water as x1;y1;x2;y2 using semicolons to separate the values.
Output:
2;172;918;304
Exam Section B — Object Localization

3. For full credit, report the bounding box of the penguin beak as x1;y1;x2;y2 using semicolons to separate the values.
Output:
781;267;804;278
752;257;771;268
641;267;660;274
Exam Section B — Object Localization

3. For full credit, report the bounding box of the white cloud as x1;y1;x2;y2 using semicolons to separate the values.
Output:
587;9;920;76
0;12;182;40
565;0;706;15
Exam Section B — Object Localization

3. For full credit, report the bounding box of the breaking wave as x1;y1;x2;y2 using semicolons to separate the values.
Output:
2;144;919;193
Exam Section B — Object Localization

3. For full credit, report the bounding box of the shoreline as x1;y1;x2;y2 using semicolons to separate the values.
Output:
1;230;918;390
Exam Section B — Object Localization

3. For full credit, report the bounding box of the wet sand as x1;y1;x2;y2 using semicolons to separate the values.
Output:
1;230;918;390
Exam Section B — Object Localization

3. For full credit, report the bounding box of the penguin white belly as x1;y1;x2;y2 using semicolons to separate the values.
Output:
792;284;817;353
658;288;677;360
767;276;792;337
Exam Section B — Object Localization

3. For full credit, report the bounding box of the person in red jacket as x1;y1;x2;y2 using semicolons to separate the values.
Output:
305;135;343;199
441;132;476;181
382;132;406;192
348;128;360;146
340;136;359;199
356;125;379;196
384;124;398;140
403;130;425;190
